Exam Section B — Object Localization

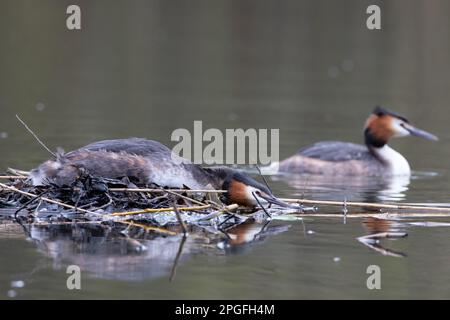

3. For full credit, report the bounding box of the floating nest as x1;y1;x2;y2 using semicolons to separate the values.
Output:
0;172;300;233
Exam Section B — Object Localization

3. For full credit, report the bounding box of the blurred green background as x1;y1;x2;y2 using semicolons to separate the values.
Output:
1;0;450;300
1;0;449;172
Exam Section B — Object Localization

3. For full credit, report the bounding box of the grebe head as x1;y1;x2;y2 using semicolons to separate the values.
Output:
364;106;438;148
220;170;291;208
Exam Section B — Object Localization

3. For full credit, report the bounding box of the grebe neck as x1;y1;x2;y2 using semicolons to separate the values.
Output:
368;144;411;176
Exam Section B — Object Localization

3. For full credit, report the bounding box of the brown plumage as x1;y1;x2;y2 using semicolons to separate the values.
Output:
364;113;396;143
227;179;255;207
29;138;291;208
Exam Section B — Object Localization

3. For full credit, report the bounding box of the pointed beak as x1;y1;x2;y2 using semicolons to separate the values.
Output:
403;123;438;141
259;193;293;208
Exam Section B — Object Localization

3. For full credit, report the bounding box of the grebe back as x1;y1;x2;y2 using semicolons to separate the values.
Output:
30;138;291;208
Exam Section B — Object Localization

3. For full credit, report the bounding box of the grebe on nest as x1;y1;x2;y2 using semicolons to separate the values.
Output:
30;138;291;208
278;107;437;176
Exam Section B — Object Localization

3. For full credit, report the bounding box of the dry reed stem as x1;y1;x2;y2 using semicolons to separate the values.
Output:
109;188;227;193
282;198;450;212
0;182;99;215
295;211;450;218
116;220;177;236
109;204;212;217
0;175;28;180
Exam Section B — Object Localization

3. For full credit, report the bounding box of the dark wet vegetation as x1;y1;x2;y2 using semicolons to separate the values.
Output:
0;171;302;231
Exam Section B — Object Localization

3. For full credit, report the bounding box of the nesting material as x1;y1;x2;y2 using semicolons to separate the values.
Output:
0;173;299;232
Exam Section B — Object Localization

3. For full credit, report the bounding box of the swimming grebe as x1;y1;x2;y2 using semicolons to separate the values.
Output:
278;107;438;176
30;138;290;208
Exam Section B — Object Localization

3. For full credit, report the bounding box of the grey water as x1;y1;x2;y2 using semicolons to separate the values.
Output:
1;0;450;299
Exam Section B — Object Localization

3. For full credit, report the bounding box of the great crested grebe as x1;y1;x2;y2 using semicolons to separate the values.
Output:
30;138;291;208
278;107;438;176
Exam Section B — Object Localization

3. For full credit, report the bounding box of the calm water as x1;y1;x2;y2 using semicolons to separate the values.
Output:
1;0;450;299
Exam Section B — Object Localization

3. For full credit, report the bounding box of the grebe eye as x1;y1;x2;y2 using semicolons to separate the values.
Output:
255;190;262;196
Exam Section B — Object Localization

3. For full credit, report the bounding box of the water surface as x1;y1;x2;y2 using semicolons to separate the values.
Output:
1;0;450;299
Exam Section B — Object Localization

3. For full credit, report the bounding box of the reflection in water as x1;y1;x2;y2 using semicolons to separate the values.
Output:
363;217;396;234
28;223;198;281
358;218;408;258
272;173;411;202
218;219;291;255
3;219;291;282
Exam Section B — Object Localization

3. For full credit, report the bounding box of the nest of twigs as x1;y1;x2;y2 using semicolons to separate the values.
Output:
0;172;285;232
